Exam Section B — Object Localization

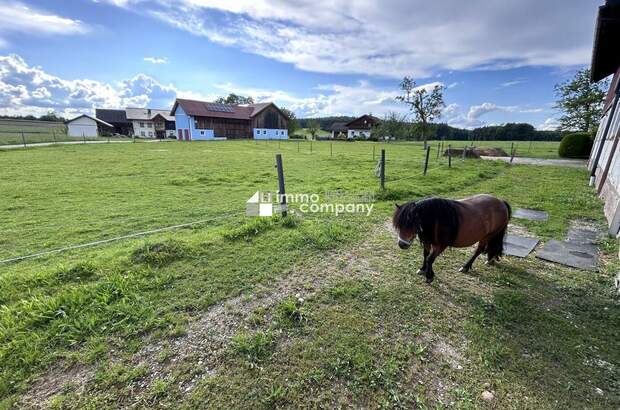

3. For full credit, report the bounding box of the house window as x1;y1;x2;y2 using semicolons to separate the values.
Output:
140;122;145;127
200;130;205;136
141;131;145;137
194;119;199;129
149;132;153;137
263;130;267;135
147;123;152;128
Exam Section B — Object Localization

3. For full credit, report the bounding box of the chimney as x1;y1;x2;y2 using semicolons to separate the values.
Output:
147;108;151;117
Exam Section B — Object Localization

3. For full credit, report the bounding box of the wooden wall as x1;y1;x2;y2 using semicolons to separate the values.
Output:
252;105;289;130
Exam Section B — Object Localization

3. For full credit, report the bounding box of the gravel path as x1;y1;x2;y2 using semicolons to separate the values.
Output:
480;156;586;168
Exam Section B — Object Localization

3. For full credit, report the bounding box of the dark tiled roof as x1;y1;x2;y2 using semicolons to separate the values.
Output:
95;109;130;124
330;122;349;132
171;99;281;120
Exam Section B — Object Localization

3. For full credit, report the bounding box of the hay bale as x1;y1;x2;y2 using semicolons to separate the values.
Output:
474;147;509;157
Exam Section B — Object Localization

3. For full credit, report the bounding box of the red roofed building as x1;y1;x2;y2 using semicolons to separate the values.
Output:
170;99;289;141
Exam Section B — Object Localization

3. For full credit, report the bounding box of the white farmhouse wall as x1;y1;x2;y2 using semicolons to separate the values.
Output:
67;116;98;137
254;129;288;140
132;120;156;138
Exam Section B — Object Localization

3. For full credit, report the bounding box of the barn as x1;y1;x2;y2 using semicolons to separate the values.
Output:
588;0;620;235
66;115;114;138
170;99;289;141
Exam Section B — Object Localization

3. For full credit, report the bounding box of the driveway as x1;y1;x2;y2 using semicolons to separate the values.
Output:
480;156;586;168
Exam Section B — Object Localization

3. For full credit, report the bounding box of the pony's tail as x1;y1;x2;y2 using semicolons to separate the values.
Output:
487;226;507;261
503;200;512;219
487;201;511;261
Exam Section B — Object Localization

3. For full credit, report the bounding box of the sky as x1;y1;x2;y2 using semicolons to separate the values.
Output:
0;0;605;129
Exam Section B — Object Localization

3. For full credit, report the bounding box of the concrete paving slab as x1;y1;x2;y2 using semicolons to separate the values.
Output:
536;240;598;271
513;208;549;221
504;234;539;257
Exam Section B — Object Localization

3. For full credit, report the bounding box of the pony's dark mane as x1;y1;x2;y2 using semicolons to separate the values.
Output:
393;197;460;246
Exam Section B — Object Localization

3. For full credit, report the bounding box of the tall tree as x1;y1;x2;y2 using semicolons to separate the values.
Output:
396;76;445;147
215;93;254;105
554;69;609;133
307;120;320;140
372;112;408;140
280;107;299;136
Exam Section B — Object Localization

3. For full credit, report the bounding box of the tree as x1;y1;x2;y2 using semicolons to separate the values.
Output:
307;120;320;140
396;76;445;147
280;107;299;136
214;93;254;105
372;112;408;140
554;69;609;133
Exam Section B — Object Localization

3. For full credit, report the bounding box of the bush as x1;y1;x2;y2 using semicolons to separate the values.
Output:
558;132;593;158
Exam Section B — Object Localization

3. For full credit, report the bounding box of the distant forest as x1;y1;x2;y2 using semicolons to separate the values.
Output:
298;116;564;141
0;113;66;122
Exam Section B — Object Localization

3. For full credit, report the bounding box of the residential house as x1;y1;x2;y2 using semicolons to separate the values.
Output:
66;115;113;137
588;0;620;235
329;115;381;139
125;108;177;139
170;99;289;141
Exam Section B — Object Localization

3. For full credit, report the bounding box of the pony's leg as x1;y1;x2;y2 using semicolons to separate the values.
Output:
459;242;486;273
417;244;431;275
424;245;446;283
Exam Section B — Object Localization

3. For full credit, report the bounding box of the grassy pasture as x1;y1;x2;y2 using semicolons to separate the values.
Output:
0;140;617;408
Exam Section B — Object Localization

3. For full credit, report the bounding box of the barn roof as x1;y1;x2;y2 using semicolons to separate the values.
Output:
95;108;130;124
346;114;381;127
330;122;349;132
591;0;620;82
66;114;114;128
170;99;285;121
125;108;175;122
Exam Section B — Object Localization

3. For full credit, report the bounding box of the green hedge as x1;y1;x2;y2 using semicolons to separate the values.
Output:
558;132;593;158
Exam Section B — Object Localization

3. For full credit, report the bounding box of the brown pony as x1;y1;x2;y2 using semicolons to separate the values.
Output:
392;194;511;283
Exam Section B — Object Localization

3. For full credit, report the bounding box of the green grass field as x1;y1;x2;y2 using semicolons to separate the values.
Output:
0;140;617;408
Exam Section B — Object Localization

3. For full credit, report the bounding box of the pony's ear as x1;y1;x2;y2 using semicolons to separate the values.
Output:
394;203;401;209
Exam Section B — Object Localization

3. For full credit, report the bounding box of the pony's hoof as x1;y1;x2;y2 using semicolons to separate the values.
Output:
459;266;469;273
485;260;495;266
425;276;434;284
416;269;426;275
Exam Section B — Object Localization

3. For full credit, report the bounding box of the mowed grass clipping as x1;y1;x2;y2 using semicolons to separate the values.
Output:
0;140;616;408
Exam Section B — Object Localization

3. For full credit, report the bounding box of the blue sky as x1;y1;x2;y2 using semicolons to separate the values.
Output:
0;0;603;129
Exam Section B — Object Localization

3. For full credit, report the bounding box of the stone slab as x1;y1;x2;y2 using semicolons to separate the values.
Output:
566;226;600;246
536;240;598;271
513;208;549;221
504;234;539;258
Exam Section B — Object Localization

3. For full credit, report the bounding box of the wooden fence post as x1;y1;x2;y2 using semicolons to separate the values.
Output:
424;146;431;175
448;144;452;168
275;154;287;217
21;132;26;148
436;142;441;160
310;141;313;153
380;149;385;190
373;144;376;161
330;143;333;157
52;130;57;144
83;132;86;144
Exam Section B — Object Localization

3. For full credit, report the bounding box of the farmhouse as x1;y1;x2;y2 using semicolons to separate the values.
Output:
66;114;114;137
125;108;177;139
588;0;620;234
170;99;289;140
330;115;381;139
95;109;133;135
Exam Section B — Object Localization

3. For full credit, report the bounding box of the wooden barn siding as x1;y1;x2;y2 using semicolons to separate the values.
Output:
195;117;251;139
252;106;289;130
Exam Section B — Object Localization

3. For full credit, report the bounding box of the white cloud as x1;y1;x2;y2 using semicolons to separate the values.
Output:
99;0;597;78
0;54;177;117
468;102;544;120
0;2;88;37
144;56;168;64
538;117;560;131
501;79;526;87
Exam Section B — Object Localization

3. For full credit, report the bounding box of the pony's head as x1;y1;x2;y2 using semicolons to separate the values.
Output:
392;202;420;250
